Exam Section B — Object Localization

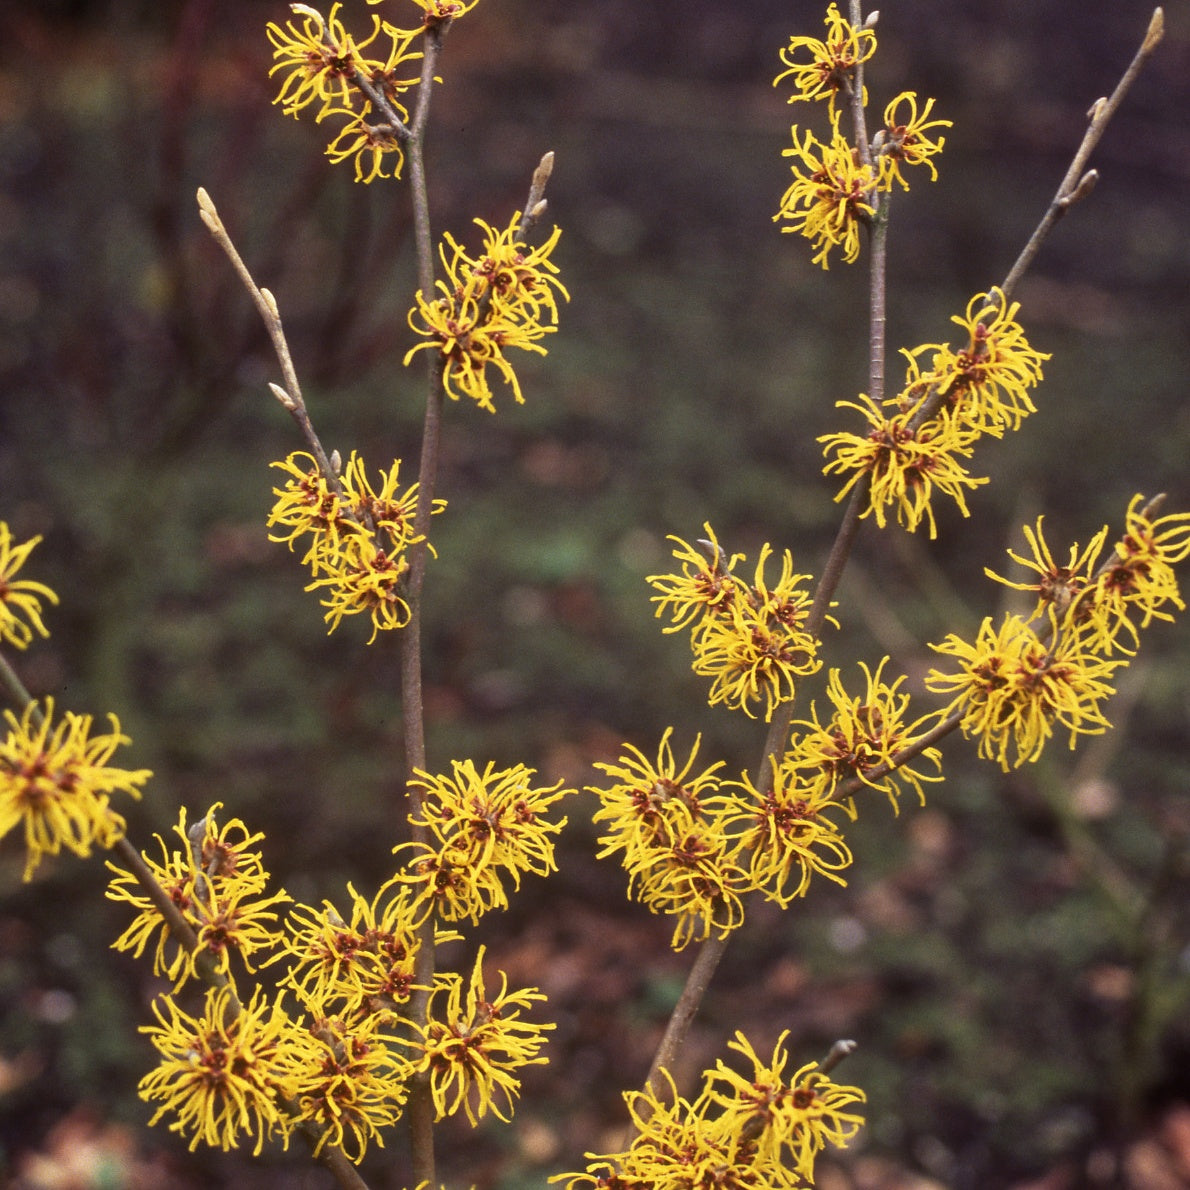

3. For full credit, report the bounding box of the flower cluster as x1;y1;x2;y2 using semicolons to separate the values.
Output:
268;450;443;642
555;1031;865;1190
139;985;305;1157
773;5;950;267
820;289;1049;536
396;759;575;924
648;525;824;721
267;2;440;183
1;699;150;881
405;213;568;412
417;946;553;1125
928;497;1190;768
107;804;290;988
0;523;59;650
280;880;435;1020
589;730;747;949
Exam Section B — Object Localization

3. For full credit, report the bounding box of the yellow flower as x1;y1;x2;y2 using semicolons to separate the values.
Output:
773;2;876;111
721;762;853;907
325;109;406;182
876;91;951;190
405;212;566;413
556;1034;865;1190
290;1012;412;1160
984;515;1108;622
820;394;987;538
589;728;727;867
417;946;553;1125
108;804;289;989
704;1031;866;1182
281;880;430;1018
0;524;59;650
774;117;876;268
589;731;747;948
926;612;1125;770
139;985;302;1155
1091;494;1190;637
785;659;945;812
306;533;413;643
902;288;1050;436
391;0;481;26
0;699;150;881
397;761;574;924
647;525;746;636
268;3;388;120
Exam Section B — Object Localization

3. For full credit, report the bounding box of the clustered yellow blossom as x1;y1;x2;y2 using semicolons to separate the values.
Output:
405;213;568;412
0;523;59;650
417;946;553;1126
107;803;291;988
591;599;948;942
820;289;1048;536
554;1032;864;1190
396;759;575;924
280;880;433;1020
772;6;951;267
928;497;1190;769
267;2;442;182
139;985;304;1156
784;659;945;813
589;730;748;949
648;525;824;721
268;449;443;642
0;699;151;881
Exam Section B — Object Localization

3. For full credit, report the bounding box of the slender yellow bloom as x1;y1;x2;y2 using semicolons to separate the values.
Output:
397;761;574;924
820;395;987;537
985;515;1108;622
775;117;876;268
785;659;945;812
900;289;1050;436
926;612;1125;770
290;1013;412;1160
555;1033;864;1190
324;109;406;182
0;699;150;881
704;1032;866;1182
877;91;951;190
405;212;567;412
417;946;553;1125
589;731;749;948
139;985;302;1155
1090;494;1190;638
108;804;289;989
268;4;388;120
281;880;429;1018
721;761;853;907
773;2;876;111
0;524;59;650
392;0;481;25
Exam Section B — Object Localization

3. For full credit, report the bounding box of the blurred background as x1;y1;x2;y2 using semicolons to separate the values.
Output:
1;0;1189;1187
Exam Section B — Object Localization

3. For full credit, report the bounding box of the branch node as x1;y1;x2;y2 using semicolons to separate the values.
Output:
259;287;281;321
1086;96;1107;122
329;449;342;475
1060;169;1099;209
864;10;879;28
269;382;297;411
